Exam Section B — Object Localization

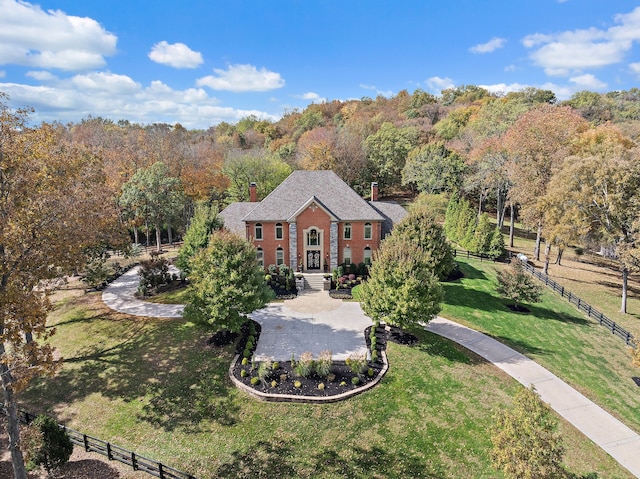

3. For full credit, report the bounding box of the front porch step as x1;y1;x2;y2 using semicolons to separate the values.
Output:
302;273;326;291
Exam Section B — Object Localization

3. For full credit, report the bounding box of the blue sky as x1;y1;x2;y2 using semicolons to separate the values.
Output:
1;0;640;128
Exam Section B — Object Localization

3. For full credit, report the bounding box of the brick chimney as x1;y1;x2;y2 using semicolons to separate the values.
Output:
371;182;379;201
249;182;257;202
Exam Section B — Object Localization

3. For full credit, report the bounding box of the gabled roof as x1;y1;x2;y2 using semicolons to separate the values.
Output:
242;170;385;222
368;201;408;237
219;202;256;236
287;196;339;222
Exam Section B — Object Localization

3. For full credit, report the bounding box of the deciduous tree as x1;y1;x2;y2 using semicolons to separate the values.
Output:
401;142;465;194
365;122;419;191
0;94;125;479
496;258;543;311
503;105;588;260
491;386;566;479
359;235;443;331
183;231;273;332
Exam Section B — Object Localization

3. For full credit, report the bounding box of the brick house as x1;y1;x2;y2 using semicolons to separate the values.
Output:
219;170;406;272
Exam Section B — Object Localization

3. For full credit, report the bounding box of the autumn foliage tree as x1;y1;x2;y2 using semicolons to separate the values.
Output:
0;94;125;479
503;105;588;260
491;386;567;479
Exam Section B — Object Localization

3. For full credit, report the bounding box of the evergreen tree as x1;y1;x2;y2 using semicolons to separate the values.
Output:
176;203;222;275
393;205;455;280
488;227;506;260
473;213;494;255
23;415;73;475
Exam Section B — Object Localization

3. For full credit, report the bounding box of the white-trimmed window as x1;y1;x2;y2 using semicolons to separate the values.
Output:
254;223;263;240
343;247;352;265
307;228;319;246
364;222;372;240
364;247;372;265
256;248;264;267
275;222;284;240
344;222;352;240
276;247;284;265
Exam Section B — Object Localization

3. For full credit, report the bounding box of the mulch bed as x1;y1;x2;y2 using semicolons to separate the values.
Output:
217;321;395;400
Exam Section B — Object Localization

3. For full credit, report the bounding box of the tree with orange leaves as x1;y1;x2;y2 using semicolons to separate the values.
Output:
0;94;126;479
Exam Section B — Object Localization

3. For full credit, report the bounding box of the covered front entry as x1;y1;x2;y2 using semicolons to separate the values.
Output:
303;226;324;272
306;250;321;270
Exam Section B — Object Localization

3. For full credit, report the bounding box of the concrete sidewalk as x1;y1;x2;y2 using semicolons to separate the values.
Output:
427;316;640;478
102;266;184;318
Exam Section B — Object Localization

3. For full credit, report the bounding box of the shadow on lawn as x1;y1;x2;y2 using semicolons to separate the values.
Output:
24;300;239;432
215;440;442;479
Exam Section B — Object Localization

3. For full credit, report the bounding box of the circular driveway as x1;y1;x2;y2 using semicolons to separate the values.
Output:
103;271;372;361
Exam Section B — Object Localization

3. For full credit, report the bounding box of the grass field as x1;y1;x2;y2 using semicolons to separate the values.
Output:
441;257;640;434
20;285;633;478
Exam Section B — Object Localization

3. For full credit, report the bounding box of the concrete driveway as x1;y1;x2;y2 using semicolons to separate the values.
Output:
250;290;372;362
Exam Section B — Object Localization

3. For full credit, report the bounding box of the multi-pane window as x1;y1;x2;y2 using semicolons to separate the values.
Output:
344;223;352;239
343;247;352;265
307;228;319;246
364;222;372;240
275;222;284;240
254;223;263;240
363;247;372;265
276;247;284;265
256;248;264;267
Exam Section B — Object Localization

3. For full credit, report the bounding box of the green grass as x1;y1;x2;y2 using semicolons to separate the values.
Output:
20;291;631;478
144;285;191;304
441;257;640;434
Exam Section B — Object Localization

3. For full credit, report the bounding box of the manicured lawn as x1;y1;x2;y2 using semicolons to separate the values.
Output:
20;291;631;478
441;256;640;435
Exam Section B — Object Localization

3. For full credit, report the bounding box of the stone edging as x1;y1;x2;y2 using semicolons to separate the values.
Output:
228;351;389;403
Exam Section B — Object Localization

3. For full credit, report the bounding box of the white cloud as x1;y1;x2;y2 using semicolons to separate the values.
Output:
296;91;326;103
0;0;117;71
630;62;640;77
148;41;203;69
469;37;506;54
504;64;516;72
569;73;607;90
522;6;640;76
426;76;455;93
0;74;277;128
26;70;57;81
479;82;529;95
0;70;5;78
196;64;284;92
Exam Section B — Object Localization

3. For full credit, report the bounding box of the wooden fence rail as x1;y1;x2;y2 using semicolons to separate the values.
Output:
3;408;199;479
520;262;634;345
452;249;634;346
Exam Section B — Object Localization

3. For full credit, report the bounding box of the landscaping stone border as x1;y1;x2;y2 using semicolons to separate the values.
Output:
228;350;389;403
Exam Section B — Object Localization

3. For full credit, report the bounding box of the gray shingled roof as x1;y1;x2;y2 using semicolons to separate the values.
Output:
368;201;408;237
242;170;385;222
219;202;256;236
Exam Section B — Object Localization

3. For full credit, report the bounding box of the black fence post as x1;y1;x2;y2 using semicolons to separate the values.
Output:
132;452;138;471
107;443;113;460
83;434;89;452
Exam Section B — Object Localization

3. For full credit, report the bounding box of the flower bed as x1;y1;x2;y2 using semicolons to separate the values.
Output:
228;321;389;402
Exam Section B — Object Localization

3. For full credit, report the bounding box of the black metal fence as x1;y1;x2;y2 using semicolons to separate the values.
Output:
452;249;635;346
5;408;199;479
